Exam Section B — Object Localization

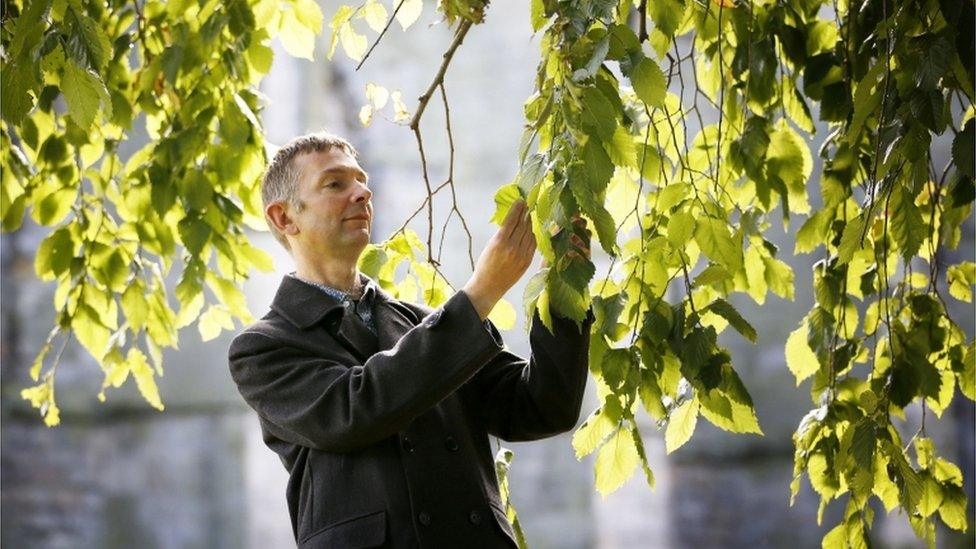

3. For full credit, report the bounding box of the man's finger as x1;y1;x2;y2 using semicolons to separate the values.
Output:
504;200;525;239
515;208;533;246
519;223;536;252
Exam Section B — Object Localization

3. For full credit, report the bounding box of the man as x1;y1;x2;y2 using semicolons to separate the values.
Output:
228;131;594;548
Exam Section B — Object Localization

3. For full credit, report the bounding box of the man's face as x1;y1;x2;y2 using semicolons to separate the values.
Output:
289;147;373;260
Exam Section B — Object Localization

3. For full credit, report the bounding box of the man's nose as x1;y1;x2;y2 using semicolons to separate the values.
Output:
354;183;372;203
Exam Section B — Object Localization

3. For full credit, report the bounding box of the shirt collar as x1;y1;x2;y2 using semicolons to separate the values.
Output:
287;271;377;304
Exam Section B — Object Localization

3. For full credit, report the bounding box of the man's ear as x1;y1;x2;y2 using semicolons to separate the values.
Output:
266;202;298;236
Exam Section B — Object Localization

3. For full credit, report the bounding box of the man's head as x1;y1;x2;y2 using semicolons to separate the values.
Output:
262;131;373;261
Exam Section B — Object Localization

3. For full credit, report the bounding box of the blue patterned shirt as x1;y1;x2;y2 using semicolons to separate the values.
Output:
288;272;378;335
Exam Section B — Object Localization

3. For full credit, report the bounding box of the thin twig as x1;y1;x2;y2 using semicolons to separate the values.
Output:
408;21;473;131
435;83;476;271
356;0;407;71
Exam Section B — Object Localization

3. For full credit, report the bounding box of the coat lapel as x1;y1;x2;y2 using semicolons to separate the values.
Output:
270;275;378;361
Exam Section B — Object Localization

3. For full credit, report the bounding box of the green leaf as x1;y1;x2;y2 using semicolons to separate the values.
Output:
766;121;812;214
605;125;637;168
490;183;522;225
34;227;74;280
121;281;149;332
581;138;614;194
127;348;165;410
395;0;423;30
647;0;685;38
695;217;741;272
667;210;695;248
359;0;387;32
889;185;926;259
705;299;757;343
61;60;109;130
917;472;944;518
283;8;317;60
600;347;632;389
72;302;112;361
488;298;516;331
786;321;819;385
34;185;76;226
938;484;969;531
665;396;698;453
743;244;767;305
0;63;34;127
822;523;847;549
178;216;211;254
763;257;795;300
530;0;546;31
572;404;618;459
630;56;667;108
836;214;867;265
952;120;975;179
580;87;617;141
568;171;617;255
594;426;638;497
947;262;975;302
64;6;111;71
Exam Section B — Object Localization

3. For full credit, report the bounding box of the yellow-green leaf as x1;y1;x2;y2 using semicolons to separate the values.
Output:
665;396;698;454
786;321;819;385
281;8;316;60
630;56;667;108
695;217;741;272
488;298;516;331
572;406;617;459
395;0;423;30
127;348;164;410
594;427;638;497
360;0;387;32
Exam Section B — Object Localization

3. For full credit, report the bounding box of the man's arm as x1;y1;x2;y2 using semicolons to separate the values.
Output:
465;211;595;440
463;308;595;442
229;289;504;453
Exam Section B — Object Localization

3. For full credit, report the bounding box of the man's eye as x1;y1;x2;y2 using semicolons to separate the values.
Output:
327;181;339;188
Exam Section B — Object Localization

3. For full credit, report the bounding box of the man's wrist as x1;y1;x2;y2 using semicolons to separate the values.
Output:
460;286;498;321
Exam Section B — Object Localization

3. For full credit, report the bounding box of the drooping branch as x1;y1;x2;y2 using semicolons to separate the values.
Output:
408;20;472;131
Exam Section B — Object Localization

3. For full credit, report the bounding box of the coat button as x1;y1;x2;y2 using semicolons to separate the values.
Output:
401;436;414;453
469;510;482;525
419;511;432;526
444;436;459;452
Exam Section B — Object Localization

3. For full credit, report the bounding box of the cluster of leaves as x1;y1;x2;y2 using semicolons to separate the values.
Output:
328;0;974;545
0;0;326;423
777;0;975;544
502;0;807;500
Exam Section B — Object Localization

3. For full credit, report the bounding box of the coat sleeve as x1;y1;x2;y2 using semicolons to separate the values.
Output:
228;290;504;453
464;308;595;442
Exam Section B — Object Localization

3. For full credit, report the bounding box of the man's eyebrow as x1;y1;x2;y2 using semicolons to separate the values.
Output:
315;166;369;183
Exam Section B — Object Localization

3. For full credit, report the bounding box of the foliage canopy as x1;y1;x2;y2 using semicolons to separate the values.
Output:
2;0;974;546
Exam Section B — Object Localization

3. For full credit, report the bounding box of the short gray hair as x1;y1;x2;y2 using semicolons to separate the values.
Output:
261;131;358;251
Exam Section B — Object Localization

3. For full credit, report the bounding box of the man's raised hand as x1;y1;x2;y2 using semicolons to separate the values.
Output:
462;199;537;320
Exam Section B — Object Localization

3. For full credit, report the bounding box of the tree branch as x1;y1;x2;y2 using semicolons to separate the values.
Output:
408;20;472;131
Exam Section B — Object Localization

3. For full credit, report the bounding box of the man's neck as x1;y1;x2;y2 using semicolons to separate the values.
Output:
294;259;362;295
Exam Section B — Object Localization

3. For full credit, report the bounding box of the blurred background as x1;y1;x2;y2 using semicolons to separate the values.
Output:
2;1;973;547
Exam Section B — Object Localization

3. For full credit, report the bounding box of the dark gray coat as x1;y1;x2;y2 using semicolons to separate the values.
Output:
227;274;593;548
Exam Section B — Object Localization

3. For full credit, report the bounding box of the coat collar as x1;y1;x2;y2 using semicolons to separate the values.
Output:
269;273;419;360
270;274;345;330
